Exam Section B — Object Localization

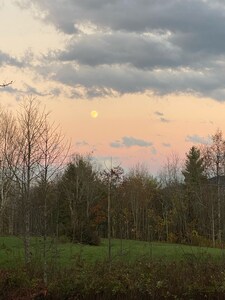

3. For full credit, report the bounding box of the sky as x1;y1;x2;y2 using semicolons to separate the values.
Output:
1;0;225;174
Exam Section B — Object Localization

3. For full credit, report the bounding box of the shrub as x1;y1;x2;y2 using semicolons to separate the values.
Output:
167;232;178;243
58;235;70;244
77;226;101;246
61;222;101;246
1;257;225;299
190;231;212;247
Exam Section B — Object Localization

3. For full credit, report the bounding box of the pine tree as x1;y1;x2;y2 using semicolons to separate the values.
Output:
182;146;207;238
182;146;206;187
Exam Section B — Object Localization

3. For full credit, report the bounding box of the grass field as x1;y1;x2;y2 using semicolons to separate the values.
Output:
0;236;225;268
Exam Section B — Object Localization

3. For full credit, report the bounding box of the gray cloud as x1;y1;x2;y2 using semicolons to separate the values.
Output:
36;62;225;99
15;0;225;39
23;84;50;97
186;134;210;145
155;111;164;116
0;85;20;95
151;147;157;155
75;140;89;147
56;32;183;70
160;117;171;123
0;82;50;98
0;51;23;67
162;143;171;147
110;141;122;148
14;0;225;101
110;136;153;148
50;87;62;97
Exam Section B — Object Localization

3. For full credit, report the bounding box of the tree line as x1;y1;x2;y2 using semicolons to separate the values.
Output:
0;97;224;265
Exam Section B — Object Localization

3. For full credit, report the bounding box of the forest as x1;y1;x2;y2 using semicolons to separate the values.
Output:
1;97;225;298
0;98;224;247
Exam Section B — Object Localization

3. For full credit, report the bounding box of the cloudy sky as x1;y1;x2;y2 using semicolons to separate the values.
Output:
1;0;225;173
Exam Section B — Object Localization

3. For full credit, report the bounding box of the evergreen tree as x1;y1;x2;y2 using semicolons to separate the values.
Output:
182;146;206;187
57;154;102;245
182;146;207;238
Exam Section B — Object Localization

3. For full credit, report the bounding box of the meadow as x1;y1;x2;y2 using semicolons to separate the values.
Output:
2;237;225;299
0;236;225;268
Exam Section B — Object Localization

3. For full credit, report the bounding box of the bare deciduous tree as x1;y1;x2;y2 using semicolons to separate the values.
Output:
38;115;69;284
201;129;225;243
0;110;17;233
5;97;46;264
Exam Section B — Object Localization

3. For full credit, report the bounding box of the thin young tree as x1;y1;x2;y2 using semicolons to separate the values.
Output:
182;146;207;240
101;160;123;262
159;153;185;241
202;129;225;243
5;97;46;264
60;154;100;244
0;109;17;234
38;114;69;284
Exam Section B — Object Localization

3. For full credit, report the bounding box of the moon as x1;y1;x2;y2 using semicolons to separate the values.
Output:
91;110;98;118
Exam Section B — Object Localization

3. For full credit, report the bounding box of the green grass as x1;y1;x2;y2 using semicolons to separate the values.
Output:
57;239;225;265
0;236;225;268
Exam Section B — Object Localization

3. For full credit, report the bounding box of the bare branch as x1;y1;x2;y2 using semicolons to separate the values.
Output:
0;81;13;88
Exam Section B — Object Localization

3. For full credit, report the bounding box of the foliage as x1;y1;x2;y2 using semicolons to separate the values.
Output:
0;237;225;298
182;146;206;186
1;256;225;299
1;99;225;296
182;146;208;236
56;154;102;245
69;224;101;246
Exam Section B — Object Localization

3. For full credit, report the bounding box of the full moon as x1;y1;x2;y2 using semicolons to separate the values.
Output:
91;110;98;118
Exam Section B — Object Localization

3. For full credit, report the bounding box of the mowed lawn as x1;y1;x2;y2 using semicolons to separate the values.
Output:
0;236;225;268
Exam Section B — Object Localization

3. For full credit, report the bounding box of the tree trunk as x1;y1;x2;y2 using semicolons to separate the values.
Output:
212;203;215;247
